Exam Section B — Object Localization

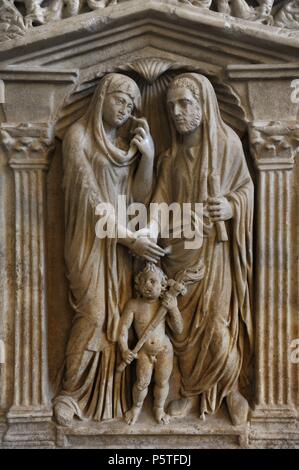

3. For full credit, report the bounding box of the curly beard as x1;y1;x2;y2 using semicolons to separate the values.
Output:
174;110;202;135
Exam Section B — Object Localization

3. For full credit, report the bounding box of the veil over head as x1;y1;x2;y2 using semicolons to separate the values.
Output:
81;73;142;167
58;74;143;421
63;73;143;348
167;72;249;201
154;73;253;396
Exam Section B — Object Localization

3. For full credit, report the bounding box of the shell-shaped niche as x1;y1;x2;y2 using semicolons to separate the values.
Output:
56;58;247;162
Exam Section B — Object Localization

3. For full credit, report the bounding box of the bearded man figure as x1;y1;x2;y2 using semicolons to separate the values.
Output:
151;73;254;425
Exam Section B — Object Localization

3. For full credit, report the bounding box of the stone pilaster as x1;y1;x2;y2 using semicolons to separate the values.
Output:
249;121;299;439
0;123;55;447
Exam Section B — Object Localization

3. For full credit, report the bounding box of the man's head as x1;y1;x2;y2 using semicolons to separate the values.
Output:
135;263;168;300
167;76;202;135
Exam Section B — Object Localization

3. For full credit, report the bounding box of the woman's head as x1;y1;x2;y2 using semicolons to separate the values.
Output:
102;91;135;129
100;74;141;129
81;73;142;165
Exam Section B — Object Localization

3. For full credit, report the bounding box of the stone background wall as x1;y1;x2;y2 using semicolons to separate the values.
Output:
0;0;298;448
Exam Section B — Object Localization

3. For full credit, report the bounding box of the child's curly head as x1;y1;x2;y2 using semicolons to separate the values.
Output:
135;263;168;296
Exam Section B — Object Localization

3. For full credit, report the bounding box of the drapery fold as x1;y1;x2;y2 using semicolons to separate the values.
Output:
56;74;141;420
152;73;253;416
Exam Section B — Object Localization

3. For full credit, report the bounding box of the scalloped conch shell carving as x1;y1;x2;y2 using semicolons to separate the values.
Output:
123;59;176;85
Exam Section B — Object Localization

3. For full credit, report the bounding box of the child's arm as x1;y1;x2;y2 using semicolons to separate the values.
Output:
162;294;184;335
119;300;137;364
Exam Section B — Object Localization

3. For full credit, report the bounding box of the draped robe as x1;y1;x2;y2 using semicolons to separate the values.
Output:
153;74;254;416
56;74;141;421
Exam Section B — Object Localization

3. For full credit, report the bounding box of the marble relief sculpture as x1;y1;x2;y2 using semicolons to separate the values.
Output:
179;0;212;8
15;0;45;24
274;0;299;27
53;71;254;429
0;0;30;40
216;0;275;22
1;0;299;449
53;73;164;426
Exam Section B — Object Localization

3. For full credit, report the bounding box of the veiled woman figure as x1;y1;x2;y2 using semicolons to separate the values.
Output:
151;73;254;425
54;73;164;426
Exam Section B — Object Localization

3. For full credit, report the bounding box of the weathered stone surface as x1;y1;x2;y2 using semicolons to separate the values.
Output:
0;0;298;449
1;0;299;45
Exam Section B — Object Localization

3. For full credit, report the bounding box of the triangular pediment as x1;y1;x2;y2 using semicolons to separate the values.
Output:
0;1;298;129
0;0;299;69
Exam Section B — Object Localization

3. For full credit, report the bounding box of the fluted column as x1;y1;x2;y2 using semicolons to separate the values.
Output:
0;123;55;446
249;121;299;433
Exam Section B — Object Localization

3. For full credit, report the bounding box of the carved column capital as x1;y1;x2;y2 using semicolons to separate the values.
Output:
0;123;54;170
249;121;299;171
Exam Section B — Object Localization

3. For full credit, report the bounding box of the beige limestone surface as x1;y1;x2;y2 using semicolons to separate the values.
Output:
0;0;298;449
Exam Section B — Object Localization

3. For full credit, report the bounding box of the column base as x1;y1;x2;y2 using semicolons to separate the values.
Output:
249;405;299;448
3;406;55;448
250;404;297;425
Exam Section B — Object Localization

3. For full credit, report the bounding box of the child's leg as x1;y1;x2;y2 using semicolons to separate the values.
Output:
153;342;173;424
133;351;154;407
125;351;153;425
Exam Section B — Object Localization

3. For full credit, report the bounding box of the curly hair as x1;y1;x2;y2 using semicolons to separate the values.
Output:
135;263;168;296
169;76;201;104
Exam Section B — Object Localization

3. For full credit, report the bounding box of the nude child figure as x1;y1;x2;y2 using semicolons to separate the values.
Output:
118;263;183;425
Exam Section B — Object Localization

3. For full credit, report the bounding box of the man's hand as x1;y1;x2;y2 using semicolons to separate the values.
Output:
133;220;160;244
122;349;138;365
130;237;165;263
207;197;233;222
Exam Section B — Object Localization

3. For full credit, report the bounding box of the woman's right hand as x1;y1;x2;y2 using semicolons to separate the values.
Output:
130;237;165;263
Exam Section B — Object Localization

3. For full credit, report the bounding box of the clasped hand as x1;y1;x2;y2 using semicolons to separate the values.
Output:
130;236;165;263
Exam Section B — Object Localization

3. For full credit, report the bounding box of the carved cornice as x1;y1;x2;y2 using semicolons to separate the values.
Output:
226;63;299;80
0;1;299;67
0;0;298;45
249;121;299;170
0;123;55;170
0;66;78;84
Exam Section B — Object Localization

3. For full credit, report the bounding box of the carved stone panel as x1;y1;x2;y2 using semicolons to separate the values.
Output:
0;0;298;450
